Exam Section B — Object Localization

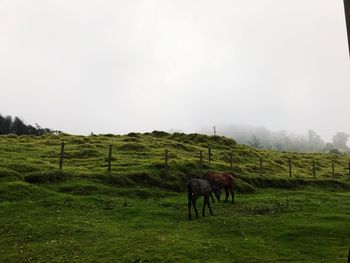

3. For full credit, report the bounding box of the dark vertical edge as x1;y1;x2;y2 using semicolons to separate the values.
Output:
313;160;316;178
344;0;350;55
59;141;64;170
288;158;292;177
259;157;263;176
108;145;112;172
165;149;168;168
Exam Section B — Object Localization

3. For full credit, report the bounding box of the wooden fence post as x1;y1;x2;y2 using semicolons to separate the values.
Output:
165;149;168;169
348;162;350;178
108;145;112;172
230;152;233;170
199;150;203;169
312;160;316;178
208;147;211;163
259;157;263;176
332;161;335;177
288;158;292;177
59;142;64;170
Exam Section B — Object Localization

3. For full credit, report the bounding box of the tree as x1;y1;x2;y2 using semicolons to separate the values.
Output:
332;132;350;150
249;135;262;149
308;130;325;152
0;115;13;134
11;117;28;135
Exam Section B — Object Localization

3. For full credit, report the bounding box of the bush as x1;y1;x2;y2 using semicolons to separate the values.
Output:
127;132;141;138
151;131;169;137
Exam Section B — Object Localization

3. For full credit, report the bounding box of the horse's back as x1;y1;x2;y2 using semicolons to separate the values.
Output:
188;178;211;195
204;173;228;186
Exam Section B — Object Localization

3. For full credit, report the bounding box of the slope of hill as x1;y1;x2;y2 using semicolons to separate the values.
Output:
1;132;350;262
1;131;350;191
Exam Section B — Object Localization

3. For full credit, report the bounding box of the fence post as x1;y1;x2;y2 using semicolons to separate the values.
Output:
165;149;168;169
312;160;316;178
288;158;292;177
259;157;263;176
332;161;335;178
230;152;233;170
348;162;350;177
199;150;203;169
59;142;64;170
108;145;112;172
208;147;211;163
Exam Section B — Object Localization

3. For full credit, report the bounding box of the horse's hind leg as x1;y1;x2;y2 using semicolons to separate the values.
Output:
230;186;235;205
215;190;221;203
224;187;229;203
188;197;192;221
207;195;214;216
210;192;215;203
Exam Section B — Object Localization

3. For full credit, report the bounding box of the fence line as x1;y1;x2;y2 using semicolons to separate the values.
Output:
108;145;113;172
59;141;64;170
55;142;350;179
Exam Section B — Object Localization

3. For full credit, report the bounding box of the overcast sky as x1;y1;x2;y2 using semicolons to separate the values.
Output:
1;0;349;141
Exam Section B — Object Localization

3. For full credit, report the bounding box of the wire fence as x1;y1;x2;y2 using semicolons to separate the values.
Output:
56;142;350;179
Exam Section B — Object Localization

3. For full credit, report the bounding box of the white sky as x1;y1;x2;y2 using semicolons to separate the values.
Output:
0;0;349;141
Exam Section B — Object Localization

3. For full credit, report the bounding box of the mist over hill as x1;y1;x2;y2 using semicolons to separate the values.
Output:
199;124;350;153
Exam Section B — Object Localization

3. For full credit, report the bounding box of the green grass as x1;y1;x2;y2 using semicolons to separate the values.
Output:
1;132;350;190
0;132;350;262
0;181;349;262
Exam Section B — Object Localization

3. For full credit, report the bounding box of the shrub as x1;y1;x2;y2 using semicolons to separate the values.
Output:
151;131;169;137
127;132;141;138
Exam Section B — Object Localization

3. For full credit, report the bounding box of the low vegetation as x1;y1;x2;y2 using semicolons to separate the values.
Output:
0;132;350;262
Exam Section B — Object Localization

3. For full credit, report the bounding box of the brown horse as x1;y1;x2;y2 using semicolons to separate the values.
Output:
203;172;235;204
187;178;214;220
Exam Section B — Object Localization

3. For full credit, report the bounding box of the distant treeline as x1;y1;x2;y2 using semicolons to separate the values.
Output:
0;114;60;136
200;124;350;153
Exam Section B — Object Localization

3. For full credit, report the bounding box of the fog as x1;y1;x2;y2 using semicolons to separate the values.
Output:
1;0;349;142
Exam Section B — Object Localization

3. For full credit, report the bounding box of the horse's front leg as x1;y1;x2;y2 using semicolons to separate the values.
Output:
188;196;192;221
192;199;199;219
207;195;214;216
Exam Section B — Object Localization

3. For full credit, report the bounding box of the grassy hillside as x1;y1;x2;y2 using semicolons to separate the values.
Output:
1;131;350;191
1;132;350;262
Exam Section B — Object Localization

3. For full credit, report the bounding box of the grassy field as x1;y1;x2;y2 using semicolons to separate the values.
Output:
1;132;350;262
